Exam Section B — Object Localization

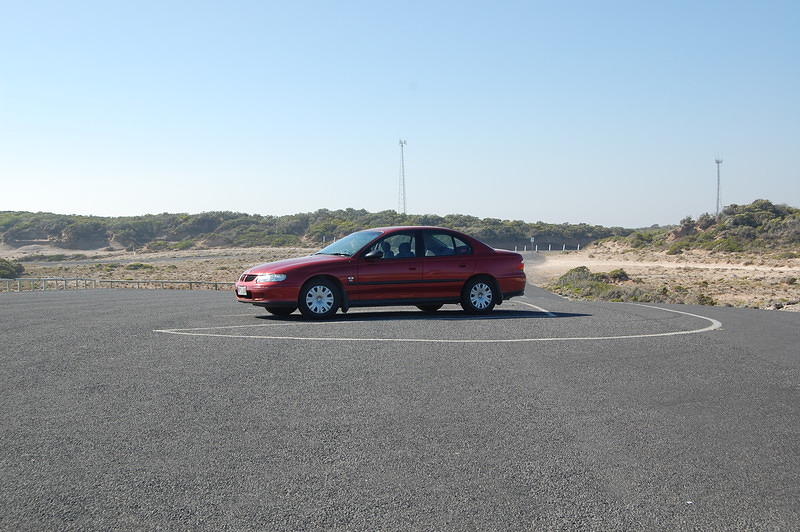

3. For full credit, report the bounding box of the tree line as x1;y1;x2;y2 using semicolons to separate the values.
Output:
0;209;631;251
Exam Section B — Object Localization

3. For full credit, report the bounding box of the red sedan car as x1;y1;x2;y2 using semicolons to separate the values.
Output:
235;226;526;318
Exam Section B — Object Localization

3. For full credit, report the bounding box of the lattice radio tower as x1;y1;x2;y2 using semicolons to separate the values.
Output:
398;139;407;214
715;158;723;216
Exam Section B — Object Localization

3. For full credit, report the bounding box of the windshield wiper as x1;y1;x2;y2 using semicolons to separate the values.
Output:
315;252;350;257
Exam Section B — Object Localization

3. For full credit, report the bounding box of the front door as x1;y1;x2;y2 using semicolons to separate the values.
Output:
353;231;422;301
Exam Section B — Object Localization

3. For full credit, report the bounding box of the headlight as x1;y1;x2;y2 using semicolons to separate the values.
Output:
254;273;286;283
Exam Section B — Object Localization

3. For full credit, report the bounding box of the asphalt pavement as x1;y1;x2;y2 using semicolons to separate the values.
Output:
1;287;798;530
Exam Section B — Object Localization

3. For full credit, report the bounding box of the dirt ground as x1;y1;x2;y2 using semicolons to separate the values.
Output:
4;242;799;310
2;245;317;283
524;242;800;311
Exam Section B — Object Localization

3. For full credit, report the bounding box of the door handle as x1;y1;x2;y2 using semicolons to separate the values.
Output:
459;264;467;268
409;267;417;270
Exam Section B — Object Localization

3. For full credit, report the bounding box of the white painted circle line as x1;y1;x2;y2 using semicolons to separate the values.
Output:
514;300;556;317
153;303;722;343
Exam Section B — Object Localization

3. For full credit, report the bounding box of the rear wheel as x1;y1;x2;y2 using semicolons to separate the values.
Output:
266;306;296;317
461;277;497;314
417;304;443;313
298;278;340;319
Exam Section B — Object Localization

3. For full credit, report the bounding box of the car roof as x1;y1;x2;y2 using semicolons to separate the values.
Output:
365;226;464;232
362;226;493;252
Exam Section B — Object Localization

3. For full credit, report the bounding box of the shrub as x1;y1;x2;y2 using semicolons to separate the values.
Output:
550;267;649;302
666;242;684;255
695;293;717;306
125;263;154;270
172;240;194;250
146;240;170;251
712;237;744;252
606;268;629;282
696;213;716;230
0;258;24;278
60;220;109;249
775;251;799;259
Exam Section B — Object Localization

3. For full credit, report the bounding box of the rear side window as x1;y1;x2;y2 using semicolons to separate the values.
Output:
453;235;472;255
424;232;472;257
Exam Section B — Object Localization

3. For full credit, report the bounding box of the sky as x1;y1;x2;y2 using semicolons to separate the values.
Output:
1;1;798;227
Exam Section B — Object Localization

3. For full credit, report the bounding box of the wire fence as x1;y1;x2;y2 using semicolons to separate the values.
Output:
0;277;235;293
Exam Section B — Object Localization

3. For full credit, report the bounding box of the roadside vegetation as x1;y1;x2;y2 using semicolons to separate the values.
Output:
548;266;718;306
0;209;630;252
608;200;799;255
5;199;798;309
0;258;25;278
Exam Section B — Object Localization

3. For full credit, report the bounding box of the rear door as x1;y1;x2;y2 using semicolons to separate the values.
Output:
353;231;423;301
421;230;475;299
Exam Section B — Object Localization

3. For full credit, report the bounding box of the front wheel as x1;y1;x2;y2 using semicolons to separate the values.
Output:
461;277;497;314
266;306;296;317
417;304;443;313
298;279;340;319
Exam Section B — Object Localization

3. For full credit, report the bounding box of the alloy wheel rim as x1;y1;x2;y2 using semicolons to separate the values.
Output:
306;285;334;314
469;282;493;309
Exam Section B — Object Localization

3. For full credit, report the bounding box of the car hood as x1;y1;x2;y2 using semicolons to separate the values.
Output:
247;254;348;273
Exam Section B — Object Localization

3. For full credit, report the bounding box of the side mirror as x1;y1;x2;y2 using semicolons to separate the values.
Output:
364;249;383;260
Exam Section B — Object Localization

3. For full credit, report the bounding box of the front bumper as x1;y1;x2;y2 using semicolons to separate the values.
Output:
234;281;299;306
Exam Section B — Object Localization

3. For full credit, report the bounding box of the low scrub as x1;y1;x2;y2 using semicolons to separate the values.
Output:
548;266;716;306
17;253;88;262
125;263;154;270
0;258;24;278
603;199;799;254
146;240;195;251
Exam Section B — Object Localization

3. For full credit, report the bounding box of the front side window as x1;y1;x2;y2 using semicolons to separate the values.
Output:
367;232;416;259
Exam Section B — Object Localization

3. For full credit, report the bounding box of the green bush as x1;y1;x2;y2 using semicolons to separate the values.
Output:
172;240;195;250
60;220;109;248
146;240;171;251
548;266;719;306
666;242;684;255
606;268;630;282
696;213;716;230
712;237;744;252
0;258;24;278
125;263;154;270
549;267;650;302
695;293;717;306
17;253;87;262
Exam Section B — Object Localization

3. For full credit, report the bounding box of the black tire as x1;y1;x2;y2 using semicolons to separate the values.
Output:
460;277;497;314
417;304;443;313
266;306;296;317
298;278;340;319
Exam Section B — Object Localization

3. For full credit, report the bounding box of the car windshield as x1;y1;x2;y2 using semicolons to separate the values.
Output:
315;230;382;257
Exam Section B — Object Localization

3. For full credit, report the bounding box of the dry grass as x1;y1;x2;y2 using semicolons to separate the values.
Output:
5;246;315;283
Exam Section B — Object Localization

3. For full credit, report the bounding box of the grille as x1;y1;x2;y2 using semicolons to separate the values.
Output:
240;274;257;282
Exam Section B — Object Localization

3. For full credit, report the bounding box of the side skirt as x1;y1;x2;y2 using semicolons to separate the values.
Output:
348;297;461;308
